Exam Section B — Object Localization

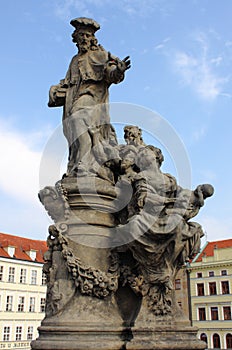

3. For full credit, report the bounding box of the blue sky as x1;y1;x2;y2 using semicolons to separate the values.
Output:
0;0;231;243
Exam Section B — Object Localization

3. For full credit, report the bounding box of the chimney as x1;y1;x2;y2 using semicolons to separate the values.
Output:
213;244;218;261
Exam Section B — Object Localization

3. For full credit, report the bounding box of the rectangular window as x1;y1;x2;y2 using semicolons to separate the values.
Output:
3;326;10;341
221;270;227;276
198;307;206;321
0;266;3;281
18;296;25;312
209;271;214;277
29;297;35;312
27;326;34;340
197;272;202;278
15;326;22;341
20;268;26;284
8;267;15;283
197;283;205;296
40;298;46;312
223;306;231;320
6;295;13;311
175;279;181;290
209;282;217;295
222;281;230;294
42;272;47;285
211;307;219;320
31;270;37;285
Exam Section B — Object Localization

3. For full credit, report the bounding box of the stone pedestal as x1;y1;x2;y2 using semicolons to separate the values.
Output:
31;176;206;350
32;320;205;350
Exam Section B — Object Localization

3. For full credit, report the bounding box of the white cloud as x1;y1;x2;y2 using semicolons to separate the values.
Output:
0;120;67;238
53;0;171;20
173;33;229;100
154;37;171;51
174;52;198;84
0;118;61;204
174;51;227;100
0;123;42;202
225;40;232;48
120;0;158;16
210;56;222;66
192;125;206;141
54;0;94;21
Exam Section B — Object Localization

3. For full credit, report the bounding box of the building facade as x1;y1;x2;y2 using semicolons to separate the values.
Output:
189;239;232;349
0;232;47;350
174;267;190;320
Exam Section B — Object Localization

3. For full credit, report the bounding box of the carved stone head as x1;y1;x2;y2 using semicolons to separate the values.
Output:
124;125;144;146
70;17;100;52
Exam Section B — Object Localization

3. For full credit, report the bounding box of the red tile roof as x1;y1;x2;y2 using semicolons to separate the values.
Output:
0;232;47;263
195;239;232;262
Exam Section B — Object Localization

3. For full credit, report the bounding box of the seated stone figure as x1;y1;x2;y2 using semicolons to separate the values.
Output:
117;144;214;316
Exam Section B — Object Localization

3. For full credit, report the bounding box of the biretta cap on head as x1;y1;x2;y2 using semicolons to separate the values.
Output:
70;17;100;33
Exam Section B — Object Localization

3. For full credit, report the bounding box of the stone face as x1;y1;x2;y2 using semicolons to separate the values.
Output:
31;17;213;350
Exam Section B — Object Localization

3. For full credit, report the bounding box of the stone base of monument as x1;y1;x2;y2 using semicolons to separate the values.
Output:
31;291;205;350
31;321;205;350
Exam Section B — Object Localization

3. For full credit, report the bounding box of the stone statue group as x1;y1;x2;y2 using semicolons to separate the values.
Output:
41;17;214;320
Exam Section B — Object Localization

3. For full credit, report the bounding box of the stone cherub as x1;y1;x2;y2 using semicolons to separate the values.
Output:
124;125;145;147
170;184;214;220
48;17;131;176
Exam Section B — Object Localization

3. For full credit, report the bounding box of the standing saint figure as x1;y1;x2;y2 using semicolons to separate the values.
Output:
48;17;130;175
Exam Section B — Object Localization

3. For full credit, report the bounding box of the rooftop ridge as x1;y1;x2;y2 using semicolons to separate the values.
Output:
0;232;47;262
194;238;232;262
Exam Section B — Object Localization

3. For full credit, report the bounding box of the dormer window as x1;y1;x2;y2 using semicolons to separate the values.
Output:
26;249;37;261
4;245;16;257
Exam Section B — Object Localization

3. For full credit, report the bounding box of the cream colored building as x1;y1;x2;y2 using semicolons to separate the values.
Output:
175;267;190;320
189;239;232;349
0;232;47;350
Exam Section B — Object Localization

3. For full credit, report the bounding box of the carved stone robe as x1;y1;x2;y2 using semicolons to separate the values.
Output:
62;46;124;142
49;45;125;171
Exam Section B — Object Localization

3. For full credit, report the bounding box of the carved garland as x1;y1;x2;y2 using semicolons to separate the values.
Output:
48;226;119;299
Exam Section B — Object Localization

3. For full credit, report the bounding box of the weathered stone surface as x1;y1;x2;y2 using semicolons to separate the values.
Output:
32;324;206;350
31;16;213;350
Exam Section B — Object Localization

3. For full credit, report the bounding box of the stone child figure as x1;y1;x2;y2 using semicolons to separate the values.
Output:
169;184;214;220
48;17;130;176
